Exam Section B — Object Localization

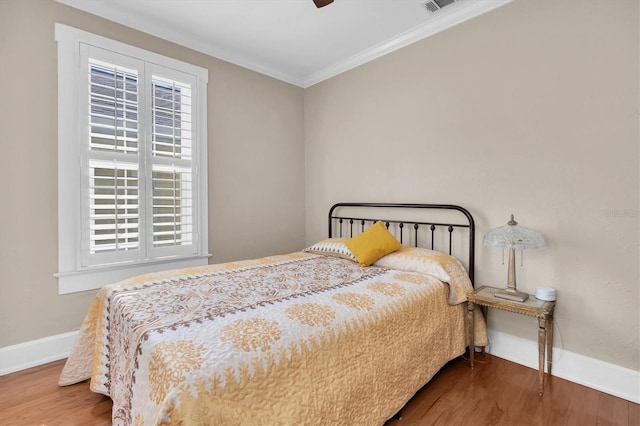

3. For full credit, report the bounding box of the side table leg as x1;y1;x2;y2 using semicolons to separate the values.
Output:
547;315;553;376
538;317;546;395
468;301;475;368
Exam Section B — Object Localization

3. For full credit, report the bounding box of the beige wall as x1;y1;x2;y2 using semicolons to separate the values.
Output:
0;0;305;347
1;0;638;374
305;0;639;370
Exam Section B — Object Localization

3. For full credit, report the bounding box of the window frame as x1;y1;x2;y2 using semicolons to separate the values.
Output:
55;24;210;295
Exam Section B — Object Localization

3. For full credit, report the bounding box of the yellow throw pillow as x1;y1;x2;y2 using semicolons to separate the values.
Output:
345;221;402;266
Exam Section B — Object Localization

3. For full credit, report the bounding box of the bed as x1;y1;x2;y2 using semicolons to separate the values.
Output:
59;203;487;425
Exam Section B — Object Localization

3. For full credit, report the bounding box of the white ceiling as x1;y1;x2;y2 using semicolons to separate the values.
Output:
56;0;511;88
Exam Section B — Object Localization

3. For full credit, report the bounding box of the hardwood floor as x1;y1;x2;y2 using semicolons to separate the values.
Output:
0;354;637;425
386;355;639;426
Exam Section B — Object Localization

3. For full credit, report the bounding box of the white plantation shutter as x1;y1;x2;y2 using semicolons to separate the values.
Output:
88;160;140;254
81;52;144;266
151;76;192;160
149;74;194;252
55;24;209;294
87;59;140;255
152;165;193;248
147;67;198;257
56;24;208;292
81;49;201;265
88;59;139;154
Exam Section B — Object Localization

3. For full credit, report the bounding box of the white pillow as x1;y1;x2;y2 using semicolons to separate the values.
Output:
373;246;472;304
303;238;357;263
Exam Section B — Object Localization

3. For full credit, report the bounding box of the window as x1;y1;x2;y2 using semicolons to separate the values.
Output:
55;24;209;294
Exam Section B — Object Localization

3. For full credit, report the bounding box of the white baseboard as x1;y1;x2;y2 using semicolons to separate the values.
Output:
1;329;638;404
0;331;78;376
487;329;640;404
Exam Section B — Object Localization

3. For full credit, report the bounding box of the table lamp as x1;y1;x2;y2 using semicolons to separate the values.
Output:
483;214;546;302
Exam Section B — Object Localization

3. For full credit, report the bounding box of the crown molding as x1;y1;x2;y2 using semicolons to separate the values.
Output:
55;0;511;88
55;0;305;86
303;0;512;87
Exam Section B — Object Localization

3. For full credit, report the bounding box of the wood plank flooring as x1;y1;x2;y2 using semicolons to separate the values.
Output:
0;353;637;425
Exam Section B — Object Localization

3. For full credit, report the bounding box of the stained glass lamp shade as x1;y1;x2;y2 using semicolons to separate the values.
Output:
483;214;546;302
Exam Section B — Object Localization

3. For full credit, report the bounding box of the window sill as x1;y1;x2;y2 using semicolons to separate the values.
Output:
55;254;212;295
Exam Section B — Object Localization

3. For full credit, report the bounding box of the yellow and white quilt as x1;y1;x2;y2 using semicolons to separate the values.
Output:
59;251;485;425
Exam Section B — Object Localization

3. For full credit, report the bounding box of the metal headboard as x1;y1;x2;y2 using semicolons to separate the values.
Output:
328;203;476;285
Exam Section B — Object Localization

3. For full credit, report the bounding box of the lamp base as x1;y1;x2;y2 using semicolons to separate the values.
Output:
494;288;529;302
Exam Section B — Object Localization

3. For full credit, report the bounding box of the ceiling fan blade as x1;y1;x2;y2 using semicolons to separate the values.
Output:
313;0;334;8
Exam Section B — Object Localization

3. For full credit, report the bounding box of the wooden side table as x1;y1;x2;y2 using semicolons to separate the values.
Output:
467;285;556;395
